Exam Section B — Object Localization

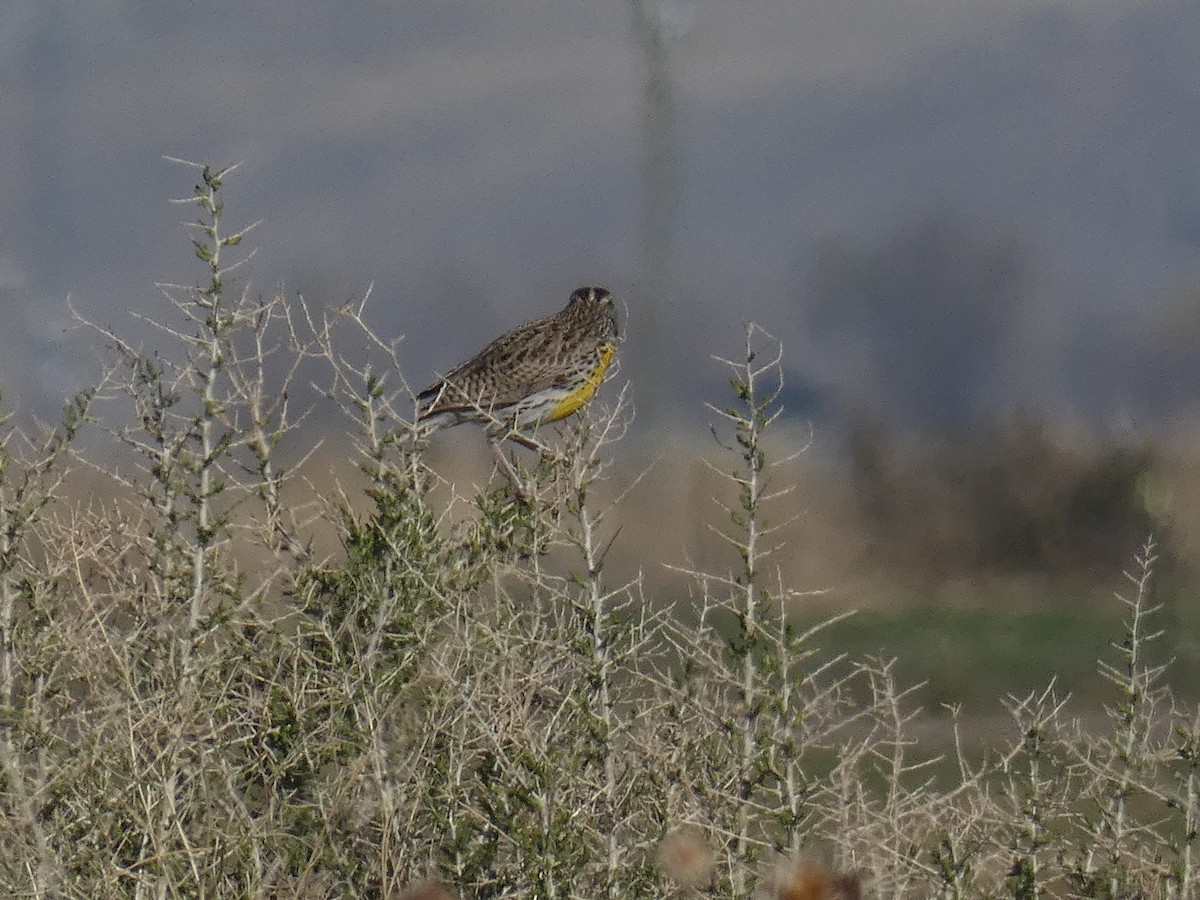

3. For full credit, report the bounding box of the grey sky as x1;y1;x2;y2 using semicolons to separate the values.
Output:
4;0;1198;430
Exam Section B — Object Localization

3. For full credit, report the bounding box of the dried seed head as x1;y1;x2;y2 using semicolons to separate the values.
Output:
656;826;715;889
774;858;862;900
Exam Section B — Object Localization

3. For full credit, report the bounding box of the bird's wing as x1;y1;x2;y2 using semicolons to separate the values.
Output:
417;319;568;416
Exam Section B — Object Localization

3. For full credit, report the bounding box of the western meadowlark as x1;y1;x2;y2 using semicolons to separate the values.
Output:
416;285;619;491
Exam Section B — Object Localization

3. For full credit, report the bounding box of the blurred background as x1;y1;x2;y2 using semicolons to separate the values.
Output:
5;0;1200;708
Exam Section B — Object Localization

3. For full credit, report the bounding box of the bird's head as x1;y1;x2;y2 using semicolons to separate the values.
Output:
567;285;618;337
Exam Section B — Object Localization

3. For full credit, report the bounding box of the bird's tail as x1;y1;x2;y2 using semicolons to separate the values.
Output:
414;379;474;432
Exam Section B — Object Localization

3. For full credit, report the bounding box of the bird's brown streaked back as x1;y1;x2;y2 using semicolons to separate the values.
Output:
416;286;618;432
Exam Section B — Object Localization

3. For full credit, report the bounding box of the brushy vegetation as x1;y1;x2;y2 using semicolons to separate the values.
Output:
1;164;1198;899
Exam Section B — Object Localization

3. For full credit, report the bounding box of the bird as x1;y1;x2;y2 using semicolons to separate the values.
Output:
415;286;619;493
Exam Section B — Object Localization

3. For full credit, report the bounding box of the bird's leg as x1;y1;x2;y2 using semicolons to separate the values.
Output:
500;428;561;466
488;436;530;501
504;431;542;451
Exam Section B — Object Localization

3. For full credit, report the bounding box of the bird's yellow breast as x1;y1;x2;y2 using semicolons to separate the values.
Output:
545;343;616;422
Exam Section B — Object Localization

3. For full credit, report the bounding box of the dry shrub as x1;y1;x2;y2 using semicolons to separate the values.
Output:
1;165;1197;899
